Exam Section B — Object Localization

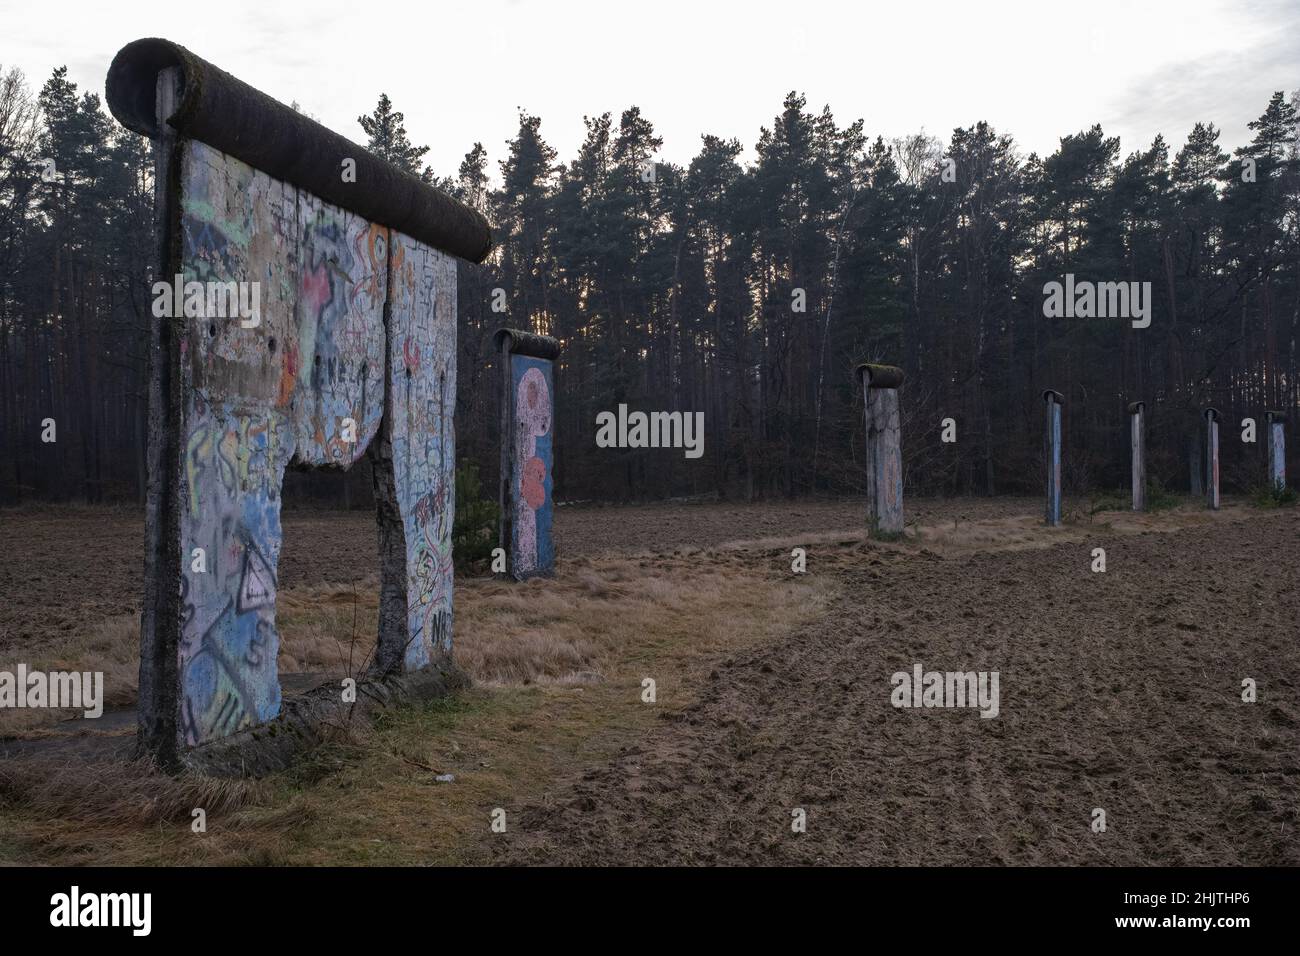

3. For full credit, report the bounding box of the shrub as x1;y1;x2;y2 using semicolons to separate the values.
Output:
1089;478;1182;514
453;461;500;569
1145;477;1181;512
1249;483;1297;508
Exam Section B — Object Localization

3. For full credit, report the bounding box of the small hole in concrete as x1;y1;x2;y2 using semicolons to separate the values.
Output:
268;337;276;353
208;323;217;338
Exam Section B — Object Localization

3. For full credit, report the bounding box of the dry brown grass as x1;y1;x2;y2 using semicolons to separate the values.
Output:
1;574;379;738
0;547;833;864
903;497;1255;558
0;760;317;866
0;755;270;826
275;579;381;677
0;613;140;734
456;556;765;685
0;580;380;735
2;500;1247;738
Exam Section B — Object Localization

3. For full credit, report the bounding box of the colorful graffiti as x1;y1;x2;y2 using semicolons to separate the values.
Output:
171;141;456;747
292;194;387;467
509;355;555;578
179;402;292;744
385;234;457;668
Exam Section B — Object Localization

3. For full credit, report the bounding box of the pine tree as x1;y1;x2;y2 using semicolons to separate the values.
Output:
357;93;433;183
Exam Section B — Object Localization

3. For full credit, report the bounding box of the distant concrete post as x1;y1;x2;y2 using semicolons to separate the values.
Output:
496;328;561;579
1204;408;1221;510
1043;389;1064;526
1128;401;1146;512
1265;410;1287;492
856;363;905;536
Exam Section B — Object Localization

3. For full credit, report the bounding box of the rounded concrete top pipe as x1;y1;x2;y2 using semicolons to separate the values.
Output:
1204;407;1221;423
1042;389;1064;405
1126;400;1145;415
1265;410;1288;424
106;38;493;264
493;328;562;361
855;363;904;389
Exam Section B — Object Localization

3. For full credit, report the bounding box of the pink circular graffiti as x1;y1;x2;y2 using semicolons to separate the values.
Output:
522;456;546;509
516;367;551;440
514;367;551;571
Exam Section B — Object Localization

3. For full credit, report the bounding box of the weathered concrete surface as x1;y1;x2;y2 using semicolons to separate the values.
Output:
137;70;184;767
1205;408;1221;510
373;234;457;672
144;140;460;756
177;142;297;747
1265;411;1286;492
496;330;559;580
1129;401;1146;512
181;660;469;778
112;41;488;765
291;194;388;467
107;38;492;263
859;364;904;536
1043;390;1063;526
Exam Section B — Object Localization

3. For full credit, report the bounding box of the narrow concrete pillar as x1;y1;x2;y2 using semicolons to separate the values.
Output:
371;237;458;677
1204;407;1221;510
1128;401;1146;512
856;363;905;536
137;67;184;768
496;328;561;579
1265;410;1287;492
1043;389;1064;526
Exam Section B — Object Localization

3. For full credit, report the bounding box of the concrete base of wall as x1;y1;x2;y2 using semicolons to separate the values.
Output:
180;659;470;778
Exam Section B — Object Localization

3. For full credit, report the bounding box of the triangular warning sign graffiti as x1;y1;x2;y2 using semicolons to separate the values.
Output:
238;546;277;611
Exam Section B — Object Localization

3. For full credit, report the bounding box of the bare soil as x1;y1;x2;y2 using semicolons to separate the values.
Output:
1;497;1296;866
491;508;1300;865
0;495;1061;646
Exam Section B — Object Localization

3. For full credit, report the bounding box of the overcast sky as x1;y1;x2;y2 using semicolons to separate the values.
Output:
4;0;1297;179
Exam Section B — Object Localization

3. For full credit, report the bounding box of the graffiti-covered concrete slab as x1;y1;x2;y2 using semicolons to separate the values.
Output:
107;38;490;764
176;141;399;746
377;235;457;671
496;329;560;579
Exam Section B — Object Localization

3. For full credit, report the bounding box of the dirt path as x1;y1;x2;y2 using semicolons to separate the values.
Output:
494;511;1300;865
